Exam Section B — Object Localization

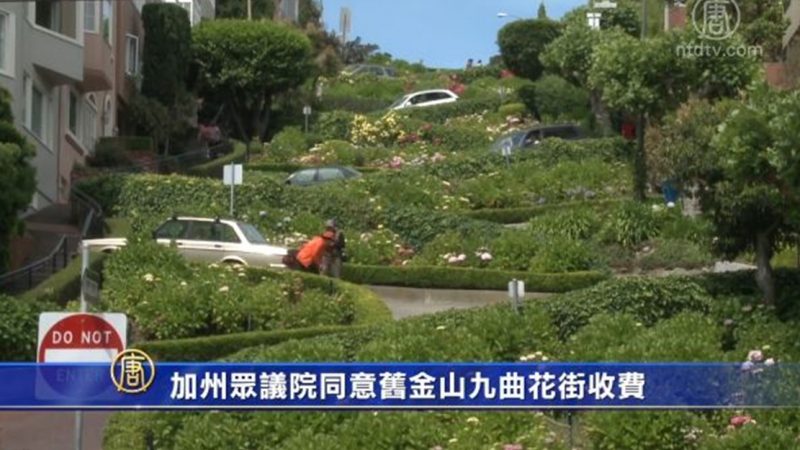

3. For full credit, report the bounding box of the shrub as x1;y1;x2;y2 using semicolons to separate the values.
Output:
529;207;602;240
600;201;660;247
346;229;405;265
380;205;501;250
74;175;126;215
426;124;491;151
497;102;527;118
268;127;308;162
639;238;714;271
0;296;52;361
487;229;541;271
586;411;711;450
87;139;135;168
529;237;601;273
543;277;714;340
316;110;355;141
141;3;191;106
519;75;591;123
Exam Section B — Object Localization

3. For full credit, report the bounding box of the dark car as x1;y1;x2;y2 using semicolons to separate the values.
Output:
490;124;586;154
285;166;362;186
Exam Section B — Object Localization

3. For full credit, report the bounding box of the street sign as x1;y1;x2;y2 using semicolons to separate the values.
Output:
223;164;243;186
303;105;312;116
37;313;127;363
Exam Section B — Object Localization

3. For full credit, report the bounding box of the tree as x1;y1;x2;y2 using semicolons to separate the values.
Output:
0;87;35;273
497;18;562;81
141;4;192;107
537;2;548;19
340;37;380;65
192;20;312;142
701;88;800;304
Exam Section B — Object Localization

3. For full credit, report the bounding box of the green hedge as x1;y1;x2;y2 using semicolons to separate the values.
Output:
399;97;503;124
247;268;393;325
186;142;247;178
462;199;627;224
138;325;361;361
341;264;609;292
19;253;107;306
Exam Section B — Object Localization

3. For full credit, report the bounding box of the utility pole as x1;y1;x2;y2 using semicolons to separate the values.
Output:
247;0;252;20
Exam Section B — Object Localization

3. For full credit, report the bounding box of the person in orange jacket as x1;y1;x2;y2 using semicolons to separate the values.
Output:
288;229;335;274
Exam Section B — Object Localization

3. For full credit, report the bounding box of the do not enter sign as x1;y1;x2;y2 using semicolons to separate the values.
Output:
37;313;127;363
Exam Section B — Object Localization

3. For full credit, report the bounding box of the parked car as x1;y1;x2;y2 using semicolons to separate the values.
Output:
82;217;287;268
389;89;459;111
490;124;586;154
285;166;362;186
342;64;397;78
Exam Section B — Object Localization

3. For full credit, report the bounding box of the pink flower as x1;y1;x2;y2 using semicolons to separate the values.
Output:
730;415;754;428
503;444;524;450
389;156;405;169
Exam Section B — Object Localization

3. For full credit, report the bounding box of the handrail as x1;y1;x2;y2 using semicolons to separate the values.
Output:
0;184;104;294
0;235;68;287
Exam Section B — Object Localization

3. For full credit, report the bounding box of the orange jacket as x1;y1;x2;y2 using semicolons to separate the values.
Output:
296;236;329;268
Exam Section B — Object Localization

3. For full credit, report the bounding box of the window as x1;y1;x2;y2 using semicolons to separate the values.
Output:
155;220;188;240
318;167;345;181
543;127;581;140
0;12;7;73
125;35;139;75
238;223;268;245
290;169;316;184
31;85;44;139
186;221;216;241
35;1;59;30
68;91;78;135
84;2;97;32
82;97;97;151
215;224;241;243
101;0;112;43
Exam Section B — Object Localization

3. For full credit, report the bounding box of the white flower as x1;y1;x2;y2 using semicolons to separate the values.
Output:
747;350;764;363
142;273;154;283
436;325;446;331
762;345;771;351
448;438;458;444
466;417;480;424
519;356;529;362
180;281;187;287
764;358;776;366
542;356;549;362
480;252;493;262
447;256;460;264
457;254;467;262
741;361;755;371
219;286;230;293
667;202;676;208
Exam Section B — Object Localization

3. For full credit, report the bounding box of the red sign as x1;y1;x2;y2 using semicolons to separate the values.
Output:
37;313;127;363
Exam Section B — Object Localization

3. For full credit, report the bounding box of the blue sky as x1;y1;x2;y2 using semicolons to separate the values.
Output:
320;0;586;69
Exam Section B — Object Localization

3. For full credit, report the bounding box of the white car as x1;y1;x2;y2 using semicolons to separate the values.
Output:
83;217;288;268
389;89;459;110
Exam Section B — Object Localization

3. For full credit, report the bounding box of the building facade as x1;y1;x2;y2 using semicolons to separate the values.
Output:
0;0;145;210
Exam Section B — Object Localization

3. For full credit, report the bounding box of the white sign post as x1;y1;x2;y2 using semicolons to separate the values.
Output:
223;164;243;216
303;105;312;133
502;141;512;168
507;279;525;314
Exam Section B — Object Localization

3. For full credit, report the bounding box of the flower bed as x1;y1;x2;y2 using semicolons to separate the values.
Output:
104;273;800;449
100;240;390;341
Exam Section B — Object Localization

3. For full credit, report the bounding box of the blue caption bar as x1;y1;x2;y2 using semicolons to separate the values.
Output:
0;363;797;410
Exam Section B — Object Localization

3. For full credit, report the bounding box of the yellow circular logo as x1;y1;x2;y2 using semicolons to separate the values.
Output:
110;349;156;394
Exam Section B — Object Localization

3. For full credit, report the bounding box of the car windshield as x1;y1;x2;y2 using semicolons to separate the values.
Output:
491;131;526;151
237;222;268;245
389;95;410;109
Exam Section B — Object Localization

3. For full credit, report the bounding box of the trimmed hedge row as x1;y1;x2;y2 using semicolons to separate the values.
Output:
247;268;393;325
138;325;361;361
340;264;609;292
462;199;627;224
19;253;107;306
